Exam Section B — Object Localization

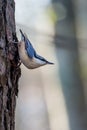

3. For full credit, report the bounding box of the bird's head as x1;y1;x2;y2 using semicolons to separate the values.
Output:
18;29;27;50
20;29;25;42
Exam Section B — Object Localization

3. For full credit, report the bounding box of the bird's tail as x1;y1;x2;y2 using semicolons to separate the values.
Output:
46;61;54;65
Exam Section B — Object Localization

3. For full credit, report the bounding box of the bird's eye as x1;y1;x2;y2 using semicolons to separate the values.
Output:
18;42;21;47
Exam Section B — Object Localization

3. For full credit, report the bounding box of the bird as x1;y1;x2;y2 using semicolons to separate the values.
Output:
17;29;54;69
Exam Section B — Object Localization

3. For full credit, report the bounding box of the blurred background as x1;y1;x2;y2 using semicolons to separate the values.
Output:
15;0;87;130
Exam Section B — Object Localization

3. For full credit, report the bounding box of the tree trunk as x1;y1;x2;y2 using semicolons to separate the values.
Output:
0;0;21;130
52;0;87;130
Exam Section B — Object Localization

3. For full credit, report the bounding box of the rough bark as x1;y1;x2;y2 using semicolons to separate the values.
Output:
0;0;21;130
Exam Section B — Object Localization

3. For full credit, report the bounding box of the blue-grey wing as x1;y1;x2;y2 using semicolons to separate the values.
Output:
35;53;45;61
25;39;35;58
35;53;54;64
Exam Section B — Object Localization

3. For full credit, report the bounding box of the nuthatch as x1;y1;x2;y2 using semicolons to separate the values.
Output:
17;29;54;69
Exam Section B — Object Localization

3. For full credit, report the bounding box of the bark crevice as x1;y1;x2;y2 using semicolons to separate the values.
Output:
0;0;21;130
